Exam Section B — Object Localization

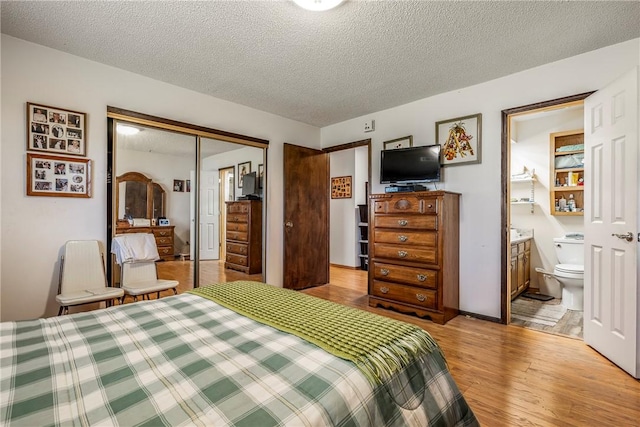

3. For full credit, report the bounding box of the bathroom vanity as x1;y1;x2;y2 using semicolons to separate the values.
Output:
510;233;532;300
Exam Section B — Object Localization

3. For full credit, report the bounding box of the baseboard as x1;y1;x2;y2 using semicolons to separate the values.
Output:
330;263;360;270
459;310;501;323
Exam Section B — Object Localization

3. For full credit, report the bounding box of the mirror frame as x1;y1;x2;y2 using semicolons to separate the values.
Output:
116;171;153;220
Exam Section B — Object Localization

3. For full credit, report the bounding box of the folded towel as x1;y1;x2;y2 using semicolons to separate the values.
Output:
111;233;160;265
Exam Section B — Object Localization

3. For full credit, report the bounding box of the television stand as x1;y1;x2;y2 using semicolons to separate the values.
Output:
384;184;427;193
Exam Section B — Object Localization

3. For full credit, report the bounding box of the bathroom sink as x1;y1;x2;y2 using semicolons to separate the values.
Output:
510;229;532;243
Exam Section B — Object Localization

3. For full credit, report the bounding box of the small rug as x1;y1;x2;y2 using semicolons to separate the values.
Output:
511;297;567;327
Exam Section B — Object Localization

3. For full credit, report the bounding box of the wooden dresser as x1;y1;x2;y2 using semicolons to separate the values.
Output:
368;191;460;324
225;200;262;274
114;224;175;261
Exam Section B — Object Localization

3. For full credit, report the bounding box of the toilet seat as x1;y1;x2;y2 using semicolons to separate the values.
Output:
554;263;584;279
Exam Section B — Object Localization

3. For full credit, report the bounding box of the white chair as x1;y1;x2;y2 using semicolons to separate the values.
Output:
56;240;124;315
120;261;179;302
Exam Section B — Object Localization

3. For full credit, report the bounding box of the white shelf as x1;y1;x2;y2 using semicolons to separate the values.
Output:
511;201;535;205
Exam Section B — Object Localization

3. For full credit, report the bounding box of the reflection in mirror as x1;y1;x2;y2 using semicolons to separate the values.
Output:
111;120;267;292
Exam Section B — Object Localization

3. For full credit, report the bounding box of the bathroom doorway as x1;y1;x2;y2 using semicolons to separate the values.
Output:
501;92;593;339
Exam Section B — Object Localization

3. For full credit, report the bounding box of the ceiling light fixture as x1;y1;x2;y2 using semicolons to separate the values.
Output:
293;0;344;11
116;124;140;136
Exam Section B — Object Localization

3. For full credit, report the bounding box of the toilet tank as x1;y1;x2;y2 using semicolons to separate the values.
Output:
553;233;584;264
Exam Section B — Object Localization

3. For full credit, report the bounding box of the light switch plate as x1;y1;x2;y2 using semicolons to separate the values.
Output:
364;120;375;133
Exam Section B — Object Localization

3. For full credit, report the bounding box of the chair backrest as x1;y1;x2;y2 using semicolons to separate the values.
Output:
61;240;107;292
122;262;158;285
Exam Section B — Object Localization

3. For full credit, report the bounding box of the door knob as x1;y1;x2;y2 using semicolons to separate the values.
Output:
611;232;633;242
285;221;294;228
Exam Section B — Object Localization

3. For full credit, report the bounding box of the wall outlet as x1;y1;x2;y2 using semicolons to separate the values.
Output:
364;120;375;133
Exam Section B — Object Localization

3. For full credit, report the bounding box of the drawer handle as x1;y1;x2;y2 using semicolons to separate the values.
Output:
398;250;408;258
398;220;408;226
398;235;408;242
416;294;426;302
380;286;389;294
417;274;427;282
380;268;389;276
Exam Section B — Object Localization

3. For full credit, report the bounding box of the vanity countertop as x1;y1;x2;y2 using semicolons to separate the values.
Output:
510;228;533;244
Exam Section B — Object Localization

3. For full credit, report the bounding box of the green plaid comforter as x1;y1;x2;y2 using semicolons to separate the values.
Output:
1;293;478;426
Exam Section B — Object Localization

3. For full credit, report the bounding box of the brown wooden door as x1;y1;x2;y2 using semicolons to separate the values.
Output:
283;143;329;289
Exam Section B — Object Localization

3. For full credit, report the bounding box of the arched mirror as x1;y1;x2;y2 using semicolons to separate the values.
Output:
107;107;268;292
116;171;164;220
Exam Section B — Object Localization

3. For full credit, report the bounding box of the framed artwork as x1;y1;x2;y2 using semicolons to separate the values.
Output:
173;179;184;192
331;176;352;199
383;135;413;150
26;153;91;198
436;113;482;167
258;164;264;189
27;102;87;157
238;161;251;188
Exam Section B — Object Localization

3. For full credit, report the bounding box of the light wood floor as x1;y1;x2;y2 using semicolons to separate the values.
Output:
155;262;640;426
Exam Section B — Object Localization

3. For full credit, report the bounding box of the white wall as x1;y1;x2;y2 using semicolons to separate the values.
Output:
329;150;357;267
511;108;585;288
321;38;640;319
0;35;320;321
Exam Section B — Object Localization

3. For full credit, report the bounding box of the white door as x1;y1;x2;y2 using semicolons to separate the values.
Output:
584;67;638;378
199;170;219;260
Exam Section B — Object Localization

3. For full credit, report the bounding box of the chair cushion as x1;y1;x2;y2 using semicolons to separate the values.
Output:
122;279;179;296
56;288;124;305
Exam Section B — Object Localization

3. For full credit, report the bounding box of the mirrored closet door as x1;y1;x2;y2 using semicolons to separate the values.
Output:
107;108;268;291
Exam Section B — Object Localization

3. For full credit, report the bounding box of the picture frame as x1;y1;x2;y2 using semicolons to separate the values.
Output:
436;113;482;167
331;176;352;199
258;164;264;189
186;179;191;193
158;218;170;226
237;161;251;188
27;102;87;157
173;179;184;192
27;153;91;198
383;135;413;150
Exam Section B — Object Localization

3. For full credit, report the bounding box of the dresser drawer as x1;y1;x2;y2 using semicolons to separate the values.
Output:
226;253;248;266
373;197;438;215
372;262;438;289
227;213;248;223
374;230;436;247
226;222;248;232
157;246;173;257
227;203;250;214
374;244;437;264
227;231;248;242
153;228;173;238
371;280;437;310
155;236;173;246
118;227;151;234
227;242;248;256
373;215;437;230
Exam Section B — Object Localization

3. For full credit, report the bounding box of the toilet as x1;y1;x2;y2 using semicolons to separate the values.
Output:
553;233;584;311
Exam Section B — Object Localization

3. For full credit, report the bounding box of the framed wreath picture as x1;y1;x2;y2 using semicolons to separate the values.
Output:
27;102;87;157
237;161;251;188
331;176;352;199
436;113;482;167
27;153;91;198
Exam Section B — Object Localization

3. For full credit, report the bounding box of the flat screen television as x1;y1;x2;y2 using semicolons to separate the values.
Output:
241;171;260;198
380;144;442;184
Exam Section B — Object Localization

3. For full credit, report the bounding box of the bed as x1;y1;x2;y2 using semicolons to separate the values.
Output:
0;281;478;426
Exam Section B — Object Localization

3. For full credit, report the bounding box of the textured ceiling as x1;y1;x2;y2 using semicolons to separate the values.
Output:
2;1;639;127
